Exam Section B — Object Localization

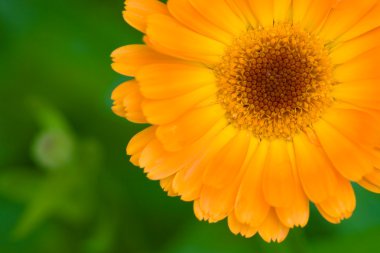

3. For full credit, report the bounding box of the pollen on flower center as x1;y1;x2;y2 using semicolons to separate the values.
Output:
214;23;334;139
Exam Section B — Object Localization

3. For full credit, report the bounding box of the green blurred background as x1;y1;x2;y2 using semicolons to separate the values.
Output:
1;0;380;252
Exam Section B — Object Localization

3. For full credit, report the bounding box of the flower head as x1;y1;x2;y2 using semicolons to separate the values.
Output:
111;0;380;242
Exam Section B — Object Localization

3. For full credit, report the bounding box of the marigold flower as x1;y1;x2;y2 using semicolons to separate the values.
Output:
111;0;380;242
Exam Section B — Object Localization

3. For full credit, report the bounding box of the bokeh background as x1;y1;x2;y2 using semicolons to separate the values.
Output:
1;0;380;252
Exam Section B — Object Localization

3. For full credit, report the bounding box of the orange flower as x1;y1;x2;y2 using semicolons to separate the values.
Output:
111;0;380;242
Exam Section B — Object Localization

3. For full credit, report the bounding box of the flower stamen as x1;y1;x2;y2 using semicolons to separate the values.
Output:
215;23;334;139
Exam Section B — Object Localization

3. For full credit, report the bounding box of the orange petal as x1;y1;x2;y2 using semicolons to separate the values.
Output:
173;163;204;202
169;120;230;199
199;185;238;223
358;168;380;193
321;105;380;148
227;211;257;238
139;138;166;170
235;140;271;228
318;0;378;42
123;0;168;33
136;63;215;99
198;186;233;222
189;0;247;35
202;130;251;188
225;0;257;26
111;80;147;123
273;0;292;22
146;14;225;64
258;209;289;243
338;3;380;42
293;131;337;203
331;27;380;65
142;85;217;125
145;123;231;180
156;105;225;152
300;0;336;32
262;139;296;207
314;120;374;181
193;199;205;220
315;206;342;224
334;47;380;82
111;45;179;77
276;142;310;228
126;126;157;166
248;0;273;27
160;175;178;197
127;126;156;155
196;135;259;221
292;0;312;24
160;122;232;182
276;189;309;228
332;79;380;111
167;0;233;45
316;175;356;223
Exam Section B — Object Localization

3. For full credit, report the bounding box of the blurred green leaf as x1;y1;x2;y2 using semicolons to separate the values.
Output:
83;211;117;253
15;138;103;238
308;225;380;253
27;97;73;133
0;168;42;202
161;220;310;253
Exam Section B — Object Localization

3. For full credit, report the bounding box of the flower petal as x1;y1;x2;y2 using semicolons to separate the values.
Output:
332;79;380;110
199;185;237;223
111;80;147;123
315;206;341;224
142;85;217;125
197;135;259;222
276;142;310;228
258;209;289;243
292;0;312;24
300;0;336;32
156;105;225;152
235;140;271;228
314;120;374;181
263;139;296;207
275;188;309;228
171;120;229;200
136;63;216;99
293;131;337;203
189;0;247;36
318;0;378;42
160;175;178;196
338;2;380;42
334;46;380;82
316;175;356;223
111;45;179;77
248;0;273;27
273;0;292;22
127;126;157;166
321;105;380;147
147;121;234;181
228;211;257;238
225;0;257;26
167;0;233;45
331;27;380;65
146;14;226;64
202;130;251;188
123;0;168;33
139;138;167;170
359;168;380;193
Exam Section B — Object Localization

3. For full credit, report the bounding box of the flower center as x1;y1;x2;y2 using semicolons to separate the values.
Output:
214;23;334;140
